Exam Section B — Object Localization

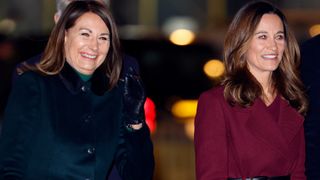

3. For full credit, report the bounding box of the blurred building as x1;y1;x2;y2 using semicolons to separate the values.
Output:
1;0;320;179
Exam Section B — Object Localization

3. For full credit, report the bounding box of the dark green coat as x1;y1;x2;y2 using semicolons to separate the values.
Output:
0;64;154;180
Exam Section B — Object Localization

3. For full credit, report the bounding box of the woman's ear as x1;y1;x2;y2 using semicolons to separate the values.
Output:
64;30;68;43
54;13;60;24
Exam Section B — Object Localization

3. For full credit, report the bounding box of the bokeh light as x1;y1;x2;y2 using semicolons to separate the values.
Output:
162;16;198;46
144;97;157;134
169;29;195;46
309;24;320;37
184;118;195;140
203;59;225;78
0;18;16;34
171;99;197;119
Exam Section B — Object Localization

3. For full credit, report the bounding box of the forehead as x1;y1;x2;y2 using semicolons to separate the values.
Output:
256;13;284;31
68;0;105;4
72;12;108;31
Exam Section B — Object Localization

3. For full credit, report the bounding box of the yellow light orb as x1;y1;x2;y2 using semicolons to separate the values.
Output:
203;59;225;78
309;24;320;37
184;118;195;140
0;18;16;33
171;100;198;118
169;29;195;46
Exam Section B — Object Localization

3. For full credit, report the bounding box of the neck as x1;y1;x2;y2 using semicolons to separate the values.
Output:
71;67;92;82
252;72;276;105
77;72;92;82
261;79;277;106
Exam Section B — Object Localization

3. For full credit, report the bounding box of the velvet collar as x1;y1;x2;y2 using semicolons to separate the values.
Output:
58;62;109;96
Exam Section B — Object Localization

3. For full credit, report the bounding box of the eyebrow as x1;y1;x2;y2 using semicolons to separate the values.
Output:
254;31;284;35
79;28;110;36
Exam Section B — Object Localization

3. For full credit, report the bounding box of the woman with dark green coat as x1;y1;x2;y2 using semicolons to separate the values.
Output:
0;1;154;179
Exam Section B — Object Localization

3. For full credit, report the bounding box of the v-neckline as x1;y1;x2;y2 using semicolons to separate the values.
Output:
260;93;279;108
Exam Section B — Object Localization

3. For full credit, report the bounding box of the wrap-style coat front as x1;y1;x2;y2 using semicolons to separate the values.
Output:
194;86;306;180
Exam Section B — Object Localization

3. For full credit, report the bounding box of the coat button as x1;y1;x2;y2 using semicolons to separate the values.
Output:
84;115;92;123
81;86;87;92
87;147;95;154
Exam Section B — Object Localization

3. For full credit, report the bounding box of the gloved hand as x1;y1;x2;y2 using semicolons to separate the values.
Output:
123;67;146;131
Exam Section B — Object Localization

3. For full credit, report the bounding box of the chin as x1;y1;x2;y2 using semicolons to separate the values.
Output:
268;67;280;72
79;69;94;75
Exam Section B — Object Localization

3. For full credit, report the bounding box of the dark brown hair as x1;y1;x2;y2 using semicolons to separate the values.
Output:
28;0;122;89
222;1;307;114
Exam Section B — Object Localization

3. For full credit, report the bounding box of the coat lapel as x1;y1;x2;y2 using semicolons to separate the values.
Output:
278;98;304;144
245;98;290;159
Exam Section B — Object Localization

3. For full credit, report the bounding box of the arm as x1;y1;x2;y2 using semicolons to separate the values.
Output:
114;60;154;180
115;122;154;180
194;91;228;180
0;72;40;179
290;127;306;180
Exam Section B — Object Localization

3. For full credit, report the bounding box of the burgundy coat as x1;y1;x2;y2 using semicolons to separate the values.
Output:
194;86;306;180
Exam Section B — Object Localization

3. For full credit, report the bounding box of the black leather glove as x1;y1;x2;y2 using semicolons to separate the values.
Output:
123;67;146;131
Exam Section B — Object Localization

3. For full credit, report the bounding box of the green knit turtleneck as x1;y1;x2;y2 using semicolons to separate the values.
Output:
71;67;92;82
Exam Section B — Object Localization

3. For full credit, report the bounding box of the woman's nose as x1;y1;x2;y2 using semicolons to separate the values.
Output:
89;39;98;51
268;39;278;51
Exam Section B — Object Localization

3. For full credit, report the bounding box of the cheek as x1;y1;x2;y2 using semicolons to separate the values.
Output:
279;43;286;54
66;43;76;60
247;41;263;57
277;43;286;60
102;43;110;53
64;41;72;58
246;47;258;61
97;44;110;63
68;40;86;59
99;43;110;59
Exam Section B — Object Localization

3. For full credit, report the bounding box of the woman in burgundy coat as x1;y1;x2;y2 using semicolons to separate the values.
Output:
194;1;308;180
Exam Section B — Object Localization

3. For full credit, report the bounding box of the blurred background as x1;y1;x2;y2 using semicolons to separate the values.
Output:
0;0;320;179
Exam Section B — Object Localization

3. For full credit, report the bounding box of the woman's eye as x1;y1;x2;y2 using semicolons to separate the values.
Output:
81;32;90;37
276;34;284;40
99;36;109;41
258;35;267;39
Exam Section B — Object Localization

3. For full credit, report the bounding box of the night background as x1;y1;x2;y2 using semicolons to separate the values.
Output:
1;0;320;179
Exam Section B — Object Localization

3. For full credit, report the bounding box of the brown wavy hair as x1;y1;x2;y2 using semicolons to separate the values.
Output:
222;1;308;114
21;0;122;89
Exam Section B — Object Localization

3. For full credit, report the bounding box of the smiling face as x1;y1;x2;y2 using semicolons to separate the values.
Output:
245;13;285;79
64;12;110;75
